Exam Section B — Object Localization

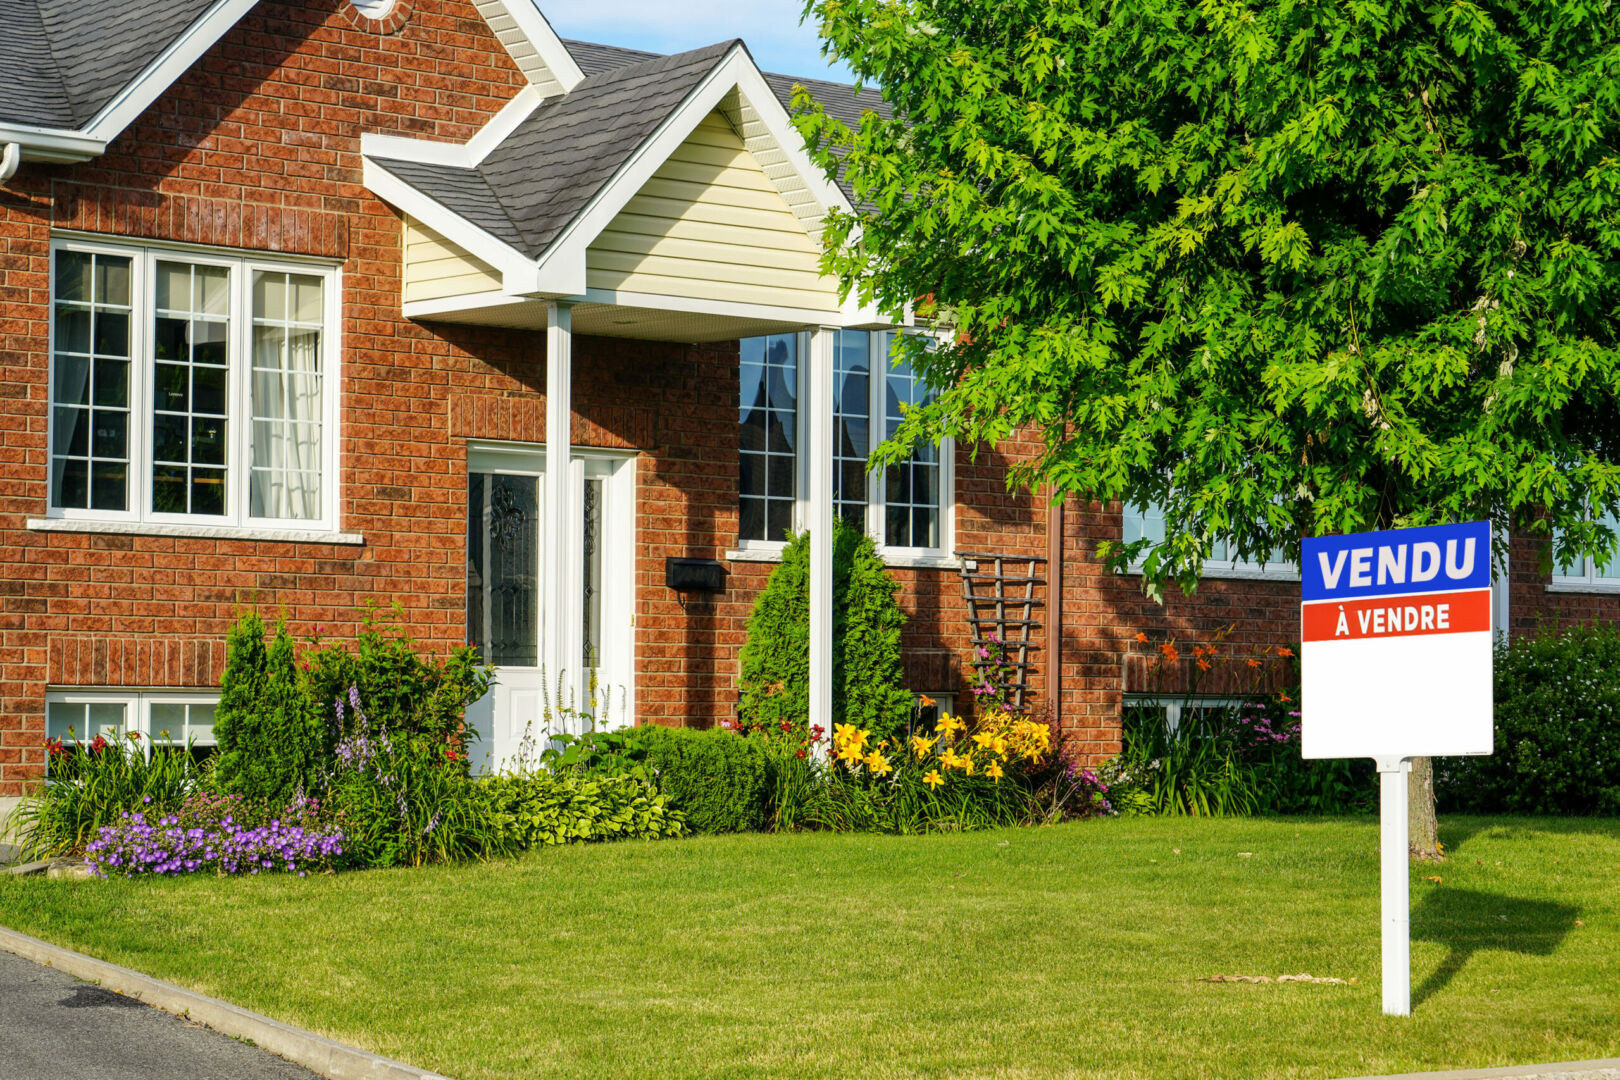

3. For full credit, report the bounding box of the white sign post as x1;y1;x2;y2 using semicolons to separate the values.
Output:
1301;521;1494;1017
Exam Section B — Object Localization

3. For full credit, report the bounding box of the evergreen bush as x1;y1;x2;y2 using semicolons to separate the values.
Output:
212;614;328;804
737;519;910;740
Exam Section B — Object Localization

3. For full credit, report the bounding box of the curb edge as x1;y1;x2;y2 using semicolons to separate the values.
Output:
0;925;454;1080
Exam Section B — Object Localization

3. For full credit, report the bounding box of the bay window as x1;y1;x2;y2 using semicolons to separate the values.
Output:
737;329;951;557
48;239;339;531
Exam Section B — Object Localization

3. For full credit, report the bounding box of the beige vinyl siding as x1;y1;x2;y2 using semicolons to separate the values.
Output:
586;111;838;313
402;217;503;303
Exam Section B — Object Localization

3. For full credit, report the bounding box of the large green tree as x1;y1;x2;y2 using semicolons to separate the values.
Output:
794;0;1620;854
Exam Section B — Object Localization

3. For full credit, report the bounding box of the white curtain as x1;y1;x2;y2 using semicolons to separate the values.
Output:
251;273;322;520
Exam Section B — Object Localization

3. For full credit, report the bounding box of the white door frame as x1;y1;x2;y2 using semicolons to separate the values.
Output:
463;440;637;772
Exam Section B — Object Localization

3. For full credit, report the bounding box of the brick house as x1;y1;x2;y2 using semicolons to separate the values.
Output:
0;0;1611;814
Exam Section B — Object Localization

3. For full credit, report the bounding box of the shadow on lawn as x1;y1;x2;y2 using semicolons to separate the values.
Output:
1410;887;1578;1007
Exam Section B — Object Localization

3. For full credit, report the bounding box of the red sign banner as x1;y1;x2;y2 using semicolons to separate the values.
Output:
1301;588;1491;643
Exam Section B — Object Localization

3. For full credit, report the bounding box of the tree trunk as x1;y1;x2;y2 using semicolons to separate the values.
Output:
1408;756;1442;860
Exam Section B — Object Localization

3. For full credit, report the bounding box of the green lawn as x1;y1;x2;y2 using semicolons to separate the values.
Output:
1;817;1615;1080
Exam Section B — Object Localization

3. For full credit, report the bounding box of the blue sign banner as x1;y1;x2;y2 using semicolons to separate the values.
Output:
1301;521;1492;603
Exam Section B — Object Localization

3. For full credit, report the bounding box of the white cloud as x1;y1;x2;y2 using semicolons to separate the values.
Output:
538;0;851;80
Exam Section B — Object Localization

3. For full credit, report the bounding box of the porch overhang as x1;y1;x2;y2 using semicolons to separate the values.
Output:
361;38;900;343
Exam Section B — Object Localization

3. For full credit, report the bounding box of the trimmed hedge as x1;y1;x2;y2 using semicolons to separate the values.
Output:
1440;624;1620;815
620;725;772;834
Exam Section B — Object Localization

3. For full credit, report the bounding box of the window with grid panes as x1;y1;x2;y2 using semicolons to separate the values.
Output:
48;239;337;530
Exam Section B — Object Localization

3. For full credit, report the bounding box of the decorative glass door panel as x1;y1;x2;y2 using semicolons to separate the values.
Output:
467;472;542;667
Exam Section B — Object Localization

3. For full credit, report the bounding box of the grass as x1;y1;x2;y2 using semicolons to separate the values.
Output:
0;816;1616;1080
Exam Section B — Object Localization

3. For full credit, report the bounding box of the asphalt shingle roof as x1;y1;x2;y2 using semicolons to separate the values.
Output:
375;41;741;259
562;38;893;125
373;38;894;259
0;0;224;129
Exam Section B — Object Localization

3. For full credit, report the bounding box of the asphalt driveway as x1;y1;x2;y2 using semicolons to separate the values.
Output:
0;948;319;1080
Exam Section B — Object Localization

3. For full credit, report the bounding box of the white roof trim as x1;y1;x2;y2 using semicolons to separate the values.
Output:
0;122;105;163
474;0;584;95
81;0;263;145
583;288;892;329
362;157;539;294
361;84;542;169
532;46;856;296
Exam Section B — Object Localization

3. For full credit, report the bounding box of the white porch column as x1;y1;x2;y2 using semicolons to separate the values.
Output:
807;326;836;752
543;302;574;730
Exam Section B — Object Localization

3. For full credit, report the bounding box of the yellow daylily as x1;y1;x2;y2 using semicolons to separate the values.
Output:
986;762;1005;782
866;753;893;777
923;769;945;790
910;734;938;759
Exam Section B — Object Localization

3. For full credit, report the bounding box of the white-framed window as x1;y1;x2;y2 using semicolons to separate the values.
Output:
1122;694;1247;735
738;329;953;558
48;237;341;531
738;332;802;546
1122;500;1297;579
45;689;220;771
1551;509;1620;589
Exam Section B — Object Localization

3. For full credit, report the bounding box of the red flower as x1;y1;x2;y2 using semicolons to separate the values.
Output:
795;749;807;759
45;737;64;757
128;731;141;741
778;721;792;733
89;735;108;753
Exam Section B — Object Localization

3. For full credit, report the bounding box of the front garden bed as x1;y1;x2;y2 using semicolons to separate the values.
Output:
1;817;1614;1080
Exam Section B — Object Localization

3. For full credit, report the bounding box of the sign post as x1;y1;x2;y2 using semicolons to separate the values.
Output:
1301;521;1494;1017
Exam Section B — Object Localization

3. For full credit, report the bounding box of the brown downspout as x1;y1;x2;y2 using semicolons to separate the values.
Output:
1046;485;1064;721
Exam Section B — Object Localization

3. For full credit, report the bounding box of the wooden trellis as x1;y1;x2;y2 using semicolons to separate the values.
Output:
955;551;1046;712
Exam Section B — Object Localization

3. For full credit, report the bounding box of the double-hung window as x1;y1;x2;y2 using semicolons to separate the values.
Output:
48;239;339;531
737;330;951;557
1551;508;1620;589
1122;500;1296;578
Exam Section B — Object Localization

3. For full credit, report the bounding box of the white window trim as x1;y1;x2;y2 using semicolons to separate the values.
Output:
45;688;220;758
1549;513;1620;592
1123;694;1249;734
46;236;343;535
733;329;956;565
1120;500;1300;582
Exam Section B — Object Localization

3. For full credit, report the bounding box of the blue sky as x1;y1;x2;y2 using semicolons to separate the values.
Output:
539;0;854;82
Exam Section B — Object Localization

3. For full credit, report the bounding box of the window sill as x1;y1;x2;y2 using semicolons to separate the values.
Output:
1126;564;1301;583
1546;580;1620;595
725;545;963;571
28;518;365;545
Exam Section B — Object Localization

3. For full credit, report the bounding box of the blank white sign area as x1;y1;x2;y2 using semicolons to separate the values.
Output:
1301;631;1493;760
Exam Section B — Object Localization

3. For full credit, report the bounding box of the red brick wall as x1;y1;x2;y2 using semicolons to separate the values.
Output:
3;0;1609;794
1506;533;1620;634
0;0;537;794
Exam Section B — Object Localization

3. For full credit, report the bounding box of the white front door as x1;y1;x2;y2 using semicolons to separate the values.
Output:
462;443;635;773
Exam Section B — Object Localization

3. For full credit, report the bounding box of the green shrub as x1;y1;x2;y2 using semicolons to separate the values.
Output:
737;519;910;740
302;601;491;757
212;613;329;804
17;733;202;859
211;606;492;809
477;773;685;850
616;725;772;833
1441;625;1620;815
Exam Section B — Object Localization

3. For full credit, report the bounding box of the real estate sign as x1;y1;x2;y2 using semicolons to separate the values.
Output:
1300;519;1495;1018
1301;520;1494;760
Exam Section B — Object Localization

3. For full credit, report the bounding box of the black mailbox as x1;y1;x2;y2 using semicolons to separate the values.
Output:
665;557;726;594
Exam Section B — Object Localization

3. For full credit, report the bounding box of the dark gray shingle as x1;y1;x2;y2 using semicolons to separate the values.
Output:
375;41;740;260
0;0;224;129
